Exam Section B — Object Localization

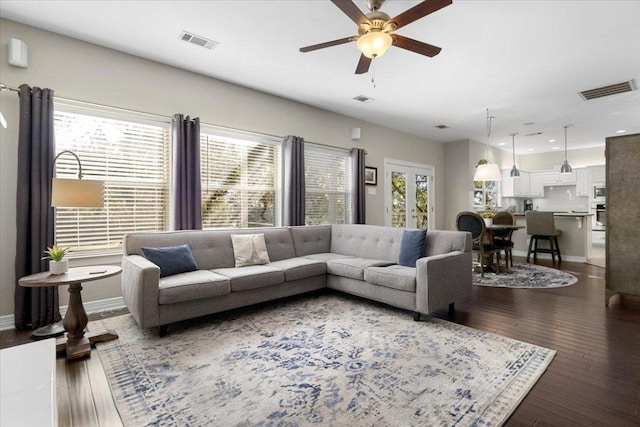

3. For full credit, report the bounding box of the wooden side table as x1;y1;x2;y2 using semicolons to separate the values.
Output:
19;266;122;360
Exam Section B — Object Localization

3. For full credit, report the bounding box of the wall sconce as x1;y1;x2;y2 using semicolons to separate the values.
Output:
52;150;104;207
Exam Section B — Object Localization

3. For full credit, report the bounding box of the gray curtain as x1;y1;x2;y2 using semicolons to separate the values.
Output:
14;84;61;330
351;148;366;224
283;135;305;226
172;114;202;230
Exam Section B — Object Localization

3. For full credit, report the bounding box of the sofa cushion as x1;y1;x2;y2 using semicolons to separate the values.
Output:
326;257;395;281
269;257;327;282
290;225;332;256
364;265;417;292
213;265;285;292
330;224;403;261
141;244;198;278
303;253;354;262
158;270;230;304
398;229;426;267
231;234;270;267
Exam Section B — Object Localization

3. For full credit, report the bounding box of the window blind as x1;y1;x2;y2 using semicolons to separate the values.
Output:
305;145;352;225
200;133;279;229
54;111;169;256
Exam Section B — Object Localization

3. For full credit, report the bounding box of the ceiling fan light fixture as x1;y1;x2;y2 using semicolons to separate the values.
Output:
357;31;392;58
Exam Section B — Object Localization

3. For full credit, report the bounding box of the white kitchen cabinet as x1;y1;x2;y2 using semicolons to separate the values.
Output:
576;168;589;197
501;169;530;197
542;171;559;185
588;165;605;184
542;169;576;186
529;172;544;197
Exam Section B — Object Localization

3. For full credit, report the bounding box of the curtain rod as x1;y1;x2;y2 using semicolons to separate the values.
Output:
3;82;366;153
0;83;20;93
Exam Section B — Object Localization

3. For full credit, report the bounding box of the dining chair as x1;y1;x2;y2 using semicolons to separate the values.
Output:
525;211;562;263
491;211;516;267
456;211;503;277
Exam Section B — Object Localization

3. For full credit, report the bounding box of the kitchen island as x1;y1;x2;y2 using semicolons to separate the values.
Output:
510;212;593;263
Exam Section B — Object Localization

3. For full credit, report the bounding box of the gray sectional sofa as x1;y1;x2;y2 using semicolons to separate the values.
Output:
121;224;472;335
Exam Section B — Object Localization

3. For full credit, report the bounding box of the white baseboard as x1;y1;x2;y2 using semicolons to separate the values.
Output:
0;296;125;331
511;250;586;264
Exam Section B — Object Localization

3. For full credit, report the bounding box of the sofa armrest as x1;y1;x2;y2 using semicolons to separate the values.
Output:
121;255;161;328
415;250;472;314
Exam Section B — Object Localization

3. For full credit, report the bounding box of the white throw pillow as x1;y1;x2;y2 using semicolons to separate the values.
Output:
231;234;270;267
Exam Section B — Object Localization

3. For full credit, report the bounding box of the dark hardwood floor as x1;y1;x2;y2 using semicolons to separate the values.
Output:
2;258;639;426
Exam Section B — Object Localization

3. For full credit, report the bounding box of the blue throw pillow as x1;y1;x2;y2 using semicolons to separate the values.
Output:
141;244;199;278
398;229;427;267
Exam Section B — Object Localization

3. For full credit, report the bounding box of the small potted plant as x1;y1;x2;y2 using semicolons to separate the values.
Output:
42;245;70;275
481;211;495;226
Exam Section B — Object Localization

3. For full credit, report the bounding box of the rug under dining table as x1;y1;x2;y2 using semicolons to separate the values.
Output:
95;292;555;426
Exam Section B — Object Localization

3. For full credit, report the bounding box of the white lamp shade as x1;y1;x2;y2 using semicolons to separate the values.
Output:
357;31;393;58
51;178;104;207
473;163;502;181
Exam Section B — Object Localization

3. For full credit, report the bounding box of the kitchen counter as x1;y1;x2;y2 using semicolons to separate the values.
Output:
513;211;593;217
509;212;593;262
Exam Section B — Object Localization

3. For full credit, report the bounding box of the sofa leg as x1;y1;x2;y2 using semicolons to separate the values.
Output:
413;312;421;321
448;303;455;318
159;325;168;337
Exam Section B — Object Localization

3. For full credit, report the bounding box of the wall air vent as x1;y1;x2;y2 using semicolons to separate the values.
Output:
434;124;450;129
353;95;375;103
179;31;219;50
579;79;636;100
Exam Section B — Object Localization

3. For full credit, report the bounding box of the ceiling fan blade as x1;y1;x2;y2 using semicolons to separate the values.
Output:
300;36;355;53
392;34;442;57
330;0;370;26
390;0;452;30
355;54;372;74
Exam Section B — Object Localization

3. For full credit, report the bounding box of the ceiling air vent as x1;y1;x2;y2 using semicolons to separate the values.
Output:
434;124;450;129
353;95;375;103
579;79;636;100
179;31;219;50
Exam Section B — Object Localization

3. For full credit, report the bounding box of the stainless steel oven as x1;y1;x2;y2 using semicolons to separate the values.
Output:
596;203;606;227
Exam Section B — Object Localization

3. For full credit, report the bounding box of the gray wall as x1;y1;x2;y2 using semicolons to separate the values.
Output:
0;19;446;317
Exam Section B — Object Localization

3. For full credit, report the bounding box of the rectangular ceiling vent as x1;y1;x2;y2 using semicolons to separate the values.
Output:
434;124;450;129
179;31;219;50
579;79;636;100
353;95;375;103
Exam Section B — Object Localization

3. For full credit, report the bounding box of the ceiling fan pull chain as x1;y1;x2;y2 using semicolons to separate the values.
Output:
371;56;377;88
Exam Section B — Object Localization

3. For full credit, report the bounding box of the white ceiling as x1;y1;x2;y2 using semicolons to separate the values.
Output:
1;0;639;154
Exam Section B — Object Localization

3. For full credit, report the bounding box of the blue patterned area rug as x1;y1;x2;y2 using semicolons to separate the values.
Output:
474;263;578;289
95;293;555;426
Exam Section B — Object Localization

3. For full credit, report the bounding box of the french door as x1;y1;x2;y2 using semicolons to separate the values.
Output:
384;160;435;229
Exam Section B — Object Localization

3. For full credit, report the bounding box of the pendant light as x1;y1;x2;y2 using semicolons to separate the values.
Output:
560;124;573;174
510;132;520;177
473;109;502;182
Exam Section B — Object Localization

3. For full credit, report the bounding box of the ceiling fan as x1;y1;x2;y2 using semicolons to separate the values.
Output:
300;0;452;74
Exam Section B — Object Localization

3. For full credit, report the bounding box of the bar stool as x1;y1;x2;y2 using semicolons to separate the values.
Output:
525;211;562;263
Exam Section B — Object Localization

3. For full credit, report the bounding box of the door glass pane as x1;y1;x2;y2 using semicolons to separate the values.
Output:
415;174;429;229
391;171;407;228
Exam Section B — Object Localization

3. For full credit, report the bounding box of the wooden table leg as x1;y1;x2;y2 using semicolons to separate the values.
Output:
56;282;119;360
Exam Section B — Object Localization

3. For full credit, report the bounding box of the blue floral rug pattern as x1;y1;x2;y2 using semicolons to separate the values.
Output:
474;263;578;288
96;294;555;426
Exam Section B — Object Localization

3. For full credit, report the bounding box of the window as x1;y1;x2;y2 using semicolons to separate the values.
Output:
200;131;280;229
473;160;499;209
54;111;170;256
305;145;352;225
